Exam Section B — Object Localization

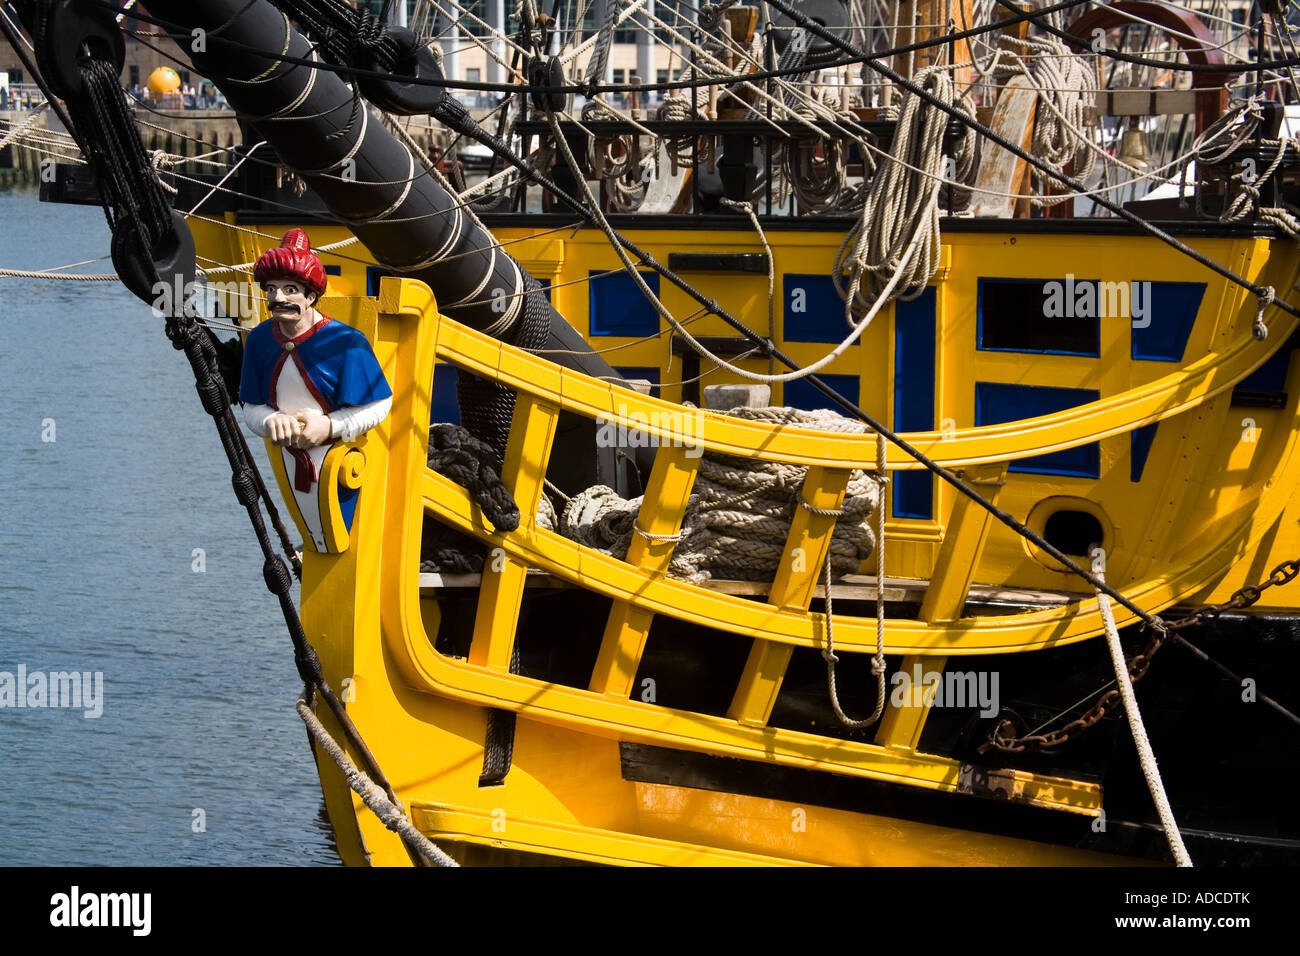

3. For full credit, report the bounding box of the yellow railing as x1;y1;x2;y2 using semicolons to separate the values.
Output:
366;277;1300;813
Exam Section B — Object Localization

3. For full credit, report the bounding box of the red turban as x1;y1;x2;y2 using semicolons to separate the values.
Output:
253;229;327;297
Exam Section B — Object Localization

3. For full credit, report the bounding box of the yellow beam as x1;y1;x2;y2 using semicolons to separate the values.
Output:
729;466;852;726
880;463;1008;749
589;446;700;696
469;394;560;671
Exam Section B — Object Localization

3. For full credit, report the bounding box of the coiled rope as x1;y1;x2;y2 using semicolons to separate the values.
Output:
559;406;883;584
833;66;973;318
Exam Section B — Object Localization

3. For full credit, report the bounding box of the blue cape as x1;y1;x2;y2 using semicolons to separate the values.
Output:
239;316;392;410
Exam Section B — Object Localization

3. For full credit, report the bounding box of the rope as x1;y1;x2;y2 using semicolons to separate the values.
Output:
820;426;888;729
1255;286;1276;341
718;197;776;370
0;104;48;151
427;424;521;531
297;698;459;866
1095;575;1193;867
1000;36;1098;205
0;268;119;280
559;406;883;584
585;0;622;91
833;66;966;317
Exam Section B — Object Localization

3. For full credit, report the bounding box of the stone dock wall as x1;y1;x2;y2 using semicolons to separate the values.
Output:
2;108;445;184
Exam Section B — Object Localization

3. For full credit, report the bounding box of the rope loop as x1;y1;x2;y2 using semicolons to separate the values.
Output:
1255;286;1276;340
195;376;226;417
634;525;685;543
799;497;845;518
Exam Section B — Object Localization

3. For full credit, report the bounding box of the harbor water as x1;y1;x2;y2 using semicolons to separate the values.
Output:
0;186;339;865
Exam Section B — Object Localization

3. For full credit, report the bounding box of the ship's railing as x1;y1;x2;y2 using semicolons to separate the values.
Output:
368;277;1299;812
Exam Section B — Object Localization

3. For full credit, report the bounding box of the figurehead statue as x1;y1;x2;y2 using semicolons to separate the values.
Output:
238;229;392;551
252;228;328;304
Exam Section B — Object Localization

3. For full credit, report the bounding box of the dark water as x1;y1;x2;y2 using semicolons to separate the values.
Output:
0;187;339;865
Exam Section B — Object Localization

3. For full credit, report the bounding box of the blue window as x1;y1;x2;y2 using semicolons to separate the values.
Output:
1235;344;1292;392
977;278;1100;356
783;274;860;344
589;270;659;337
1130;423;1157;482
893;288;936;519
366;266;397;297
975;382;1100;478
1131;281;1205;362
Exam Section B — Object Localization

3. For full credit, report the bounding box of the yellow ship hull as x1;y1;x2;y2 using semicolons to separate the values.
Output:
195;216;1300;864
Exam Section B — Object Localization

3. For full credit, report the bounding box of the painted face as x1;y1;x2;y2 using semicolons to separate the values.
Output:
262;278;314;322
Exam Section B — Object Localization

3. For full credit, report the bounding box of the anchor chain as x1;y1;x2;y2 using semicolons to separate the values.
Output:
985;554;1300;753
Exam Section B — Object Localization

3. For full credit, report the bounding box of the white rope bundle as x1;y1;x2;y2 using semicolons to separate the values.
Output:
559;407;883;584
832;67;971;319
1001;36;1098;205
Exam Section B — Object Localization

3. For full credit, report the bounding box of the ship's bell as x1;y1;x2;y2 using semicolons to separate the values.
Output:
1118;125;1151;170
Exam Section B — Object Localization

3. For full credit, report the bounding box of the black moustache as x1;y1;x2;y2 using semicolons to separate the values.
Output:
271;304;300;312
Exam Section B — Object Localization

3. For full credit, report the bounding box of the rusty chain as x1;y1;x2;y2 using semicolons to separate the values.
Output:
981;555;1300;754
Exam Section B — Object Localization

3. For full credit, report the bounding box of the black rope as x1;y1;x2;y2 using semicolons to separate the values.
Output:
267;0;404;72
428;424;521;532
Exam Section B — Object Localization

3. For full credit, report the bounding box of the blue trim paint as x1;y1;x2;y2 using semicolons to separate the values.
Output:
324;265;341;276
783;274;860;344
339;482;358;530
1131;281;1205;362
1130;422;1158;482
589;270;660;336
784;374;860;412
975;382;1101;477
430;363;461;426
893;288;936;519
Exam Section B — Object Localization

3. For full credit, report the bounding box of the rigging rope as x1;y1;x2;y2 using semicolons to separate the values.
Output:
297;698;459;866
819;424;889;728
833;66;972;318
1095;575;1194;867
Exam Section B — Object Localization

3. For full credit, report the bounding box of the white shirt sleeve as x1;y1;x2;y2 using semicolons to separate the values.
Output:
244;402;277;437
328;396;393;442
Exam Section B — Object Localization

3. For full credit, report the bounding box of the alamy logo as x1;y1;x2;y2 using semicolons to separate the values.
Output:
1042;274;1152;328
50;886;150;936
890;663;1000;717
595;405;703;458
0;665;103;718
151;276;261;321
